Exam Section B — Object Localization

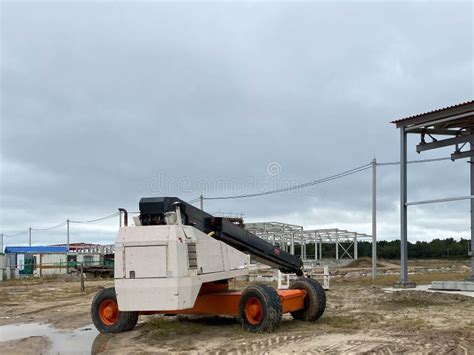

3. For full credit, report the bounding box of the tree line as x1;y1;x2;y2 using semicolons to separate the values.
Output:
296;238;471;259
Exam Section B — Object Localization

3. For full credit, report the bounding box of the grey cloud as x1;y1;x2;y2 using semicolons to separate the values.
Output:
1;1;472;246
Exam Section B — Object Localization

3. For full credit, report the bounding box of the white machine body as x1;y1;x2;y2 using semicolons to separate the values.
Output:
114;224;250;311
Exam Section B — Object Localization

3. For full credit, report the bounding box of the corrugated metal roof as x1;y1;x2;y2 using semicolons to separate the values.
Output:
4;246;68;253
391;100;474;125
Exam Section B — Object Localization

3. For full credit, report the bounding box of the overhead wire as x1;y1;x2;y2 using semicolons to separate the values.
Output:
31;221;67;231
2;156;452;237
187;197;201;204
69;212;120;224
3;212;120;238
377;157;451;166
3;231;29;238
203;163;372;200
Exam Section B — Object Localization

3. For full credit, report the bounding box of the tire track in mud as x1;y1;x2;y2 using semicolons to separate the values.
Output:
221;333;308;354
16;301;78;316
205;331;473;354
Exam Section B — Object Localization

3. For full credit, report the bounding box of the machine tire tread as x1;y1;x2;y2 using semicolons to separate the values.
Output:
239;284;282;332
289;278;326;321
91;287;139;333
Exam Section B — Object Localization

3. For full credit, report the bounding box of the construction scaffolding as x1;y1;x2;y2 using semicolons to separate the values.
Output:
245;222;371;261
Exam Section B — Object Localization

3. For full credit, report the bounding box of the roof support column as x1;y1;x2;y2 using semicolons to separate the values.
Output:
468;141;474;281
354;234;358;260
314;237;318;260
319;238;322;260
290;234;295;255
398;127;416;288
336;237;339;260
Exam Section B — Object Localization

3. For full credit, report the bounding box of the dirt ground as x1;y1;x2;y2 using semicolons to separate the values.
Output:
1;259;473;354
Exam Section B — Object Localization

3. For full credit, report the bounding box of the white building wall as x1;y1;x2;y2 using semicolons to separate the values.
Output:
0;253;6;268
0;254;6;281
33;253;68;276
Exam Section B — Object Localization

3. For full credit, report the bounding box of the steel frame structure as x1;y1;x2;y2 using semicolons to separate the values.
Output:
392;101;474;287
245;222;371;261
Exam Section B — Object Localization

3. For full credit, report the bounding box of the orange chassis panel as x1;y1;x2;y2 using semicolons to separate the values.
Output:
142;283;306;316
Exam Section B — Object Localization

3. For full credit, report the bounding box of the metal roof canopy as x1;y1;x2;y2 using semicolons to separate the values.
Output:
4;246;68;253
392;101;474;288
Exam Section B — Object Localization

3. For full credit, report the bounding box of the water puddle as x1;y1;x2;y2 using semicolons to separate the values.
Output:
0;322;107;353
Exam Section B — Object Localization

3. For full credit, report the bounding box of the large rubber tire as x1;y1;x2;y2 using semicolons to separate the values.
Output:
289;278;326;321
239;285;282;332
91;287;139;333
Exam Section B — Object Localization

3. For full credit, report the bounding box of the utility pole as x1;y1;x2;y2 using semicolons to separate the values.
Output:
1;233;3;253
372;158;377;278
200;194;204;210
67;219;70;252
29;227;32;247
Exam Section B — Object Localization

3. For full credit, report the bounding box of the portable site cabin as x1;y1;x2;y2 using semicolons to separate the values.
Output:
4;246;68;276
3;245;114;278
76;252;103;267
53;243;114;269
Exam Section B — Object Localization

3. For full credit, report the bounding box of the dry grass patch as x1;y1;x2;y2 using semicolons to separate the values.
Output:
143;316;204;337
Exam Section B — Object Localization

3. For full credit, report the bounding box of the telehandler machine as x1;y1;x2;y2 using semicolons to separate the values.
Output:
91;197;326;333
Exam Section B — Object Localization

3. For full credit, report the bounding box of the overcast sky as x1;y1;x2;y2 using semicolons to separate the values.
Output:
1;1;473;247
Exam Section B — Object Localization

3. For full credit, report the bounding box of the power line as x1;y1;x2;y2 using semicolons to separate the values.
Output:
31;221;67;232
203;163;372;201
188;197;201;204
4;212;120;238
2;156;452;237
377;157;451;166
70;212;119;224
4;230;29;238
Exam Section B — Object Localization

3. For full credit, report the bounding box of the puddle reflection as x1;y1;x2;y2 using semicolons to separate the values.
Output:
0;322;111;354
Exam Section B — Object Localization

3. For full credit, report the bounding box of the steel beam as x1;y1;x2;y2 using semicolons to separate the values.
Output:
410;128;461;136
339;242;353;259
314;237;318;260
354;235;358;260
403;110;474;130
451;149;474;161
319;238;322;259
290;234;295;255
406;195;474;206
416;133;473;153
398;127;415;287
468;141;474;281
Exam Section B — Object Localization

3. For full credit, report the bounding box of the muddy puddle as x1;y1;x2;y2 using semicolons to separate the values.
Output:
0;322;112;353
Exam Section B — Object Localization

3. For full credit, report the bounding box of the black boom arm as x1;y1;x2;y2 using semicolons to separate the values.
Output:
138;197;304;276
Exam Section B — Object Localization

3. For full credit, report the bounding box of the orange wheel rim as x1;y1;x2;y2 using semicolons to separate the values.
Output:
99;299;119;326
245;297;263;325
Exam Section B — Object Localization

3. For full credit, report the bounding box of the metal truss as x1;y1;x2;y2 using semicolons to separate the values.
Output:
245;222;371;261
